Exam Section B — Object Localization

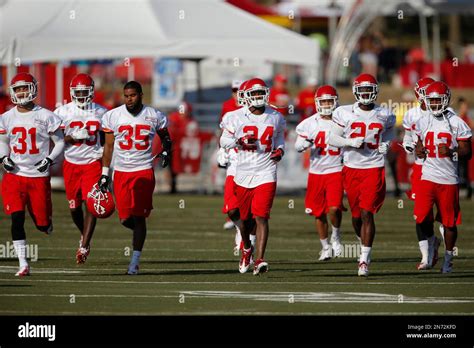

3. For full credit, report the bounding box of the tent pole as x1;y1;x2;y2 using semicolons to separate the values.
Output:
56;62;64;107
432;13;441;79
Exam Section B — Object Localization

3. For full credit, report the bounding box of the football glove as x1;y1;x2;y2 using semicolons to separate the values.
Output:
1;156;16;172
157;150;170;168
217;148;230;168
98;174;111;193
302;138;314;150
402;141;416;154
71;128;90;141
237;134;258;151
34;157;53;173
348;137;364;148
377;142;389;155
270;148;284;162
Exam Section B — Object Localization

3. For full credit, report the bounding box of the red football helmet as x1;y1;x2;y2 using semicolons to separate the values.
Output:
70;73;94;107
237;80;249;106
315;85;338;116
9;72;38;105
414;77;435;103
424;81;450;116
86;184;115;219
243;78;269;108
353;73;378;105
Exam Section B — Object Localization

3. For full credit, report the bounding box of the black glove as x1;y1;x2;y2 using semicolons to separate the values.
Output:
270;148;284;162
98;175;111;193
1;156;16;172
34;157;53;173
157;150;171;168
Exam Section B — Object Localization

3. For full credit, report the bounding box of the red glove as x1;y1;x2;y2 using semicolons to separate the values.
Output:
270;148;284;162
237;134;258;151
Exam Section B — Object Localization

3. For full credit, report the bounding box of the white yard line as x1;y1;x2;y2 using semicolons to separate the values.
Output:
0;278;473;285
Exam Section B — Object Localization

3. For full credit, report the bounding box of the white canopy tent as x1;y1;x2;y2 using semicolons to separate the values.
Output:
0;0;319;66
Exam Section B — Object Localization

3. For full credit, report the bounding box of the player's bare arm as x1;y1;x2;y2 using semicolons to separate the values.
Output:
415;137;427;159
156;127;172;168
98;132;114;192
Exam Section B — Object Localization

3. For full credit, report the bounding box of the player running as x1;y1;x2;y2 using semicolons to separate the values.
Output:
54;73;108;264
98;81;171;275
332;73;396;276
295;85;363;261
401;77;442;270
414;81;472;273
0;72;65;276
220;78;286;275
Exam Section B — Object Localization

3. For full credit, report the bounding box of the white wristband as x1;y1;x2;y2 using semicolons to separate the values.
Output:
102;167;110;176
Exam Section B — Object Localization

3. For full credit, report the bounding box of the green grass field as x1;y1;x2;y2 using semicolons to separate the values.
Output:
0;193;473;315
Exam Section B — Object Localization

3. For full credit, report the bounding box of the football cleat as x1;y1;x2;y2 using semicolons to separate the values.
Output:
441;261;453;274
239;246;254;274
15;265;30;277
358;262;369;277
223;220;234;230
428;236;441;268
318;246;332;261
126;264;139;275
331;238;343;258
253;259;268;276
416;262;430;270
76;246;90;264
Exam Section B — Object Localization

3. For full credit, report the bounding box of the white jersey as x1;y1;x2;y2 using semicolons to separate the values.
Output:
403;106;430;165
332;102;396;169
295;113;342;175
54;102;107;165
101;104;168;172
220;106;286;188
220;110;241;177
415;110;472;185
0;105;62;177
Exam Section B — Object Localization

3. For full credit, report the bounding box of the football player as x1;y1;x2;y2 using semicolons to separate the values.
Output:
218;80;257;253
414;81;472;273
401;77;442;270
0;72;65;276
295;85;363;261
98;81;171;275
54;73;108;264
220;78;286;275
332;74;396;276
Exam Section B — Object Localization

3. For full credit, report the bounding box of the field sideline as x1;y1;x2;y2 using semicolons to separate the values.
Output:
0;193;473;315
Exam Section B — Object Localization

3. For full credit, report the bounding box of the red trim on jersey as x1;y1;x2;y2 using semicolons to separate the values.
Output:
0;129;6;134
298;134;308;139
103;128;113;133
457;137;471;140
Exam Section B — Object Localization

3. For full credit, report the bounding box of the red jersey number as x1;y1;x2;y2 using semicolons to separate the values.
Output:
118;124;151;151
11;127;40;155
314;131;340;156
242;125;274;152
424;131;452;158
350;122;383;149
69;120;101;147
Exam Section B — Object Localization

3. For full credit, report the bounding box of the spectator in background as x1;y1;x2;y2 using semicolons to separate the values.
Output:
458;97;473;199
166;101;194;194
0;85;12;114
296;77;317;122
269;74;290;116
220;79;242;121
359;35;378;77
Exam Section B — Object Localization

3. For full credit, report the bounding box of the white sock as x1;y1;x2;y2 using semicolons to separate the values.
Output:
131;250;141;266
13;240;28;268
418;240;429;264
235;229;242;247
445;250;453;263
320;238;330;249
249;234;256;248
331;226;341;241
360;246;371;264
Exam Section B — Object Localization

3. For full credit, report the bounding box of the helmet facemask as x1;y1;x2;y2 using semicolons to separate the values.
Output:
425;95;448;116
71;86;94;108
316;96;337;116
10;83;37;105
245;86;269;108
353;84;378;105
